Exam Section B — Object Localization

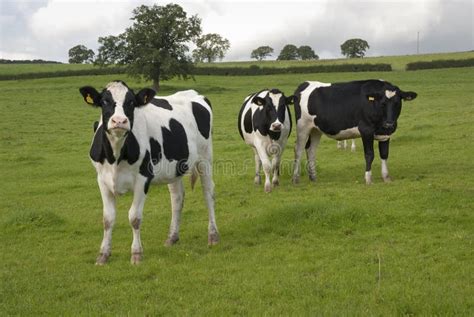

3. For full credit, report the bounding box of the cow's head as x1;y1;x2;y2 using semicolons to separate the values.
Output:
366;84;417;130
252;89;296;132
79;81;155;137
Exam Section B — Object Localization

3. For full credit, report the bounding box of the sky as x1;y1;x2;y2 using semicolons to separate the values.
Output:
0;0;472;62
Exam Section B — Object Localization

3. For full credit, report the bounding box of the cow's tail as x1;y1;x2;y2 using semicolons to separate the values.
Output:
190;166;199;190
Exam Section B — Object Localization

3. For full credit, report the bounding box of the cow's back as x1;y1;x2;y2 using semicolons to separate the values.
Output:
296;80;373;135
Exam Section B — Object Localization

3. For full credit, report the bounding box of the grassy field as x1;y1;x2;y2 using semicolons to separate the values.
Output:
0;63;473;315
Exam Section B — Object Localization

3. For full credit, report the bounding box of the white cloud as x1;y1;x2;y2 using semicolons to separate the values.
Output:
0;0;471;62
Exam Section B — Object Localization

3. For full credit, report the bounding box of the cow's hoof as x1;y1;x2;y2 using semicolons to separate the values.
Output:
131;253;143;265
95;253;110;265
254;175;261;185
272;179;280;186
264;183;272;193
309;174;317;182
165;235;179;246
292;176;300;184
365;179;373;185
383;176;392;183
208;232;220;246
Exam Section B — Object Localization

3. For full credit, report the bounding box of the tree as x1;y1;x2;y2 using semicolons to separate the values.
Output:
96;4;201;90
277;44;299;60
251;46;274;61
192;33;230;63
94;34;128;66
68;45;94;64
298;45;318;60
340;38;370;58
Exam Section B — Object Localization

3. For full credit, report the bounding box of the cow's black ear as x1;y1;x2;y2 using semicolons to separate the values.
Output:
79;86;101;107
136;88;156;106
252;96;266;106
401;91;417;101
286;95;297;105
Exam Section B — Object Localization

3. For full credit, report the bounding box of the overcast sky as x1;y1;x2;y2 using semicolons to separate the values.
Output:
0;0;472;62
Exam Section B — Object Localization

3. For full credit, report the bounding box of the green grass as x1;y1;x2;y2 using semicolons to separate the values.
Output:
1;66;473;315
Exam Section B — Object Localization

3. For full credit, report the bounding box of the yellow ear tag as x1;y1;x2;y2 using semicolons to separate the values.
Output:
368;96;375;101
86;94;94;104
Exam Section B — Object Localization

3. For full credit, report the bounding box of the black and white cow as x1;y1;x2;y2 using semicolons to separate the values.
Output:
292;80;417;184
79;81;219;265
238;89;295;192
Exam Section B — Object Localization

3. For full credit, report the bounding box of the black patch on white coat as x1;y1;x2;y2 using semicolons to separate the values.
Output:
90;125;115;164
139;150;153;194
162;119;189;177
243;109;253;134
150;98;173;110
191;102;211;139
117;132;140;165
293;82;309;121
149;138;162;165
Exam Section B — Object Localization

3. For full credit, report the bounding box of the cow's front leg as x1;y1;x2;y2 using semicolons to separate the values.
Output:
97;179;116;265
306;130;322;181
129;177;148;264
253;148;262;185
362;135;375;184
379;140;391;182
271;155;281;186
256;142;272;192
165;179;184;246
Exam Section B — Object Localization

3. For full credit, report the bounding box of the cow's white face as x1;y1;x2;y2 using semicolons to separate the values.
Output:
268;91;284;131
79;81;156;138
104;82;133;137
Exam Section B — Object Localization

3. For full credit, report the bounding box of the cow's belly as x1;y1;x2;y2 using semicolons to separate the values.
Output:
374;134;391;141
97;165;136;195
326;126;361;140
151;155;199;184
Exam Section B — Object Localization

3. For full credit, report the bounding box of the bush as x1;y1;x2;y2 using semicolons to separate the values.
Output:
193;63;391;76
406;58;474;70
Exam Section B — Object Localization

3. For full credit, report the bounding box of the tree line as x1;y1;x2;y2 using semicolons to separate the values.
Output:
68;3;371;90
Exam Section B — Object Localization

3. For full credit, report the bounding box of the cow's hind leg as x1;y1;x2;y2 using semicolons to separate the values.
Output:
253;148;262;185
306;130;322;181
97;180;116;265
129;178;148;264
197;160;219;245
165;179;184;246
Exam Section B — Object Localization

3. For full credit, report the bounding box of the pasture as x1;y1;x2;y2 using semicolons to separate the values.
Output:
1;62;473;315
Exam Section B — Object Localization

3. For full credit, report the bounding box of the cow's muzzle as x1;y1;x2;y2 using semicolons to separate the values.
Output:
270;122;283;132
383;122;394;129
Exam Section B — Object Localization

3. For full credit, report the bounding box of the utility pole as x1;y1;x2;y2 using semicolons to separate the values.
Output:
417;31;420;54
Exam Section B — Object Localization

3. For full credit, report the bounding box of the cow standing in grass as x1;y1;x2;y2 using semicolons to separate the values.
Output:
79;81;218;265
238;89;295;192
292;80;417;184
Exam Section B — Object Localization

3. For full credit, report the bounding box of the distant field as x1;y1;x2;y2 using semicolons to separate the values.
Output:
1;51;472;76
0;63;96;75
197;51;474;71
